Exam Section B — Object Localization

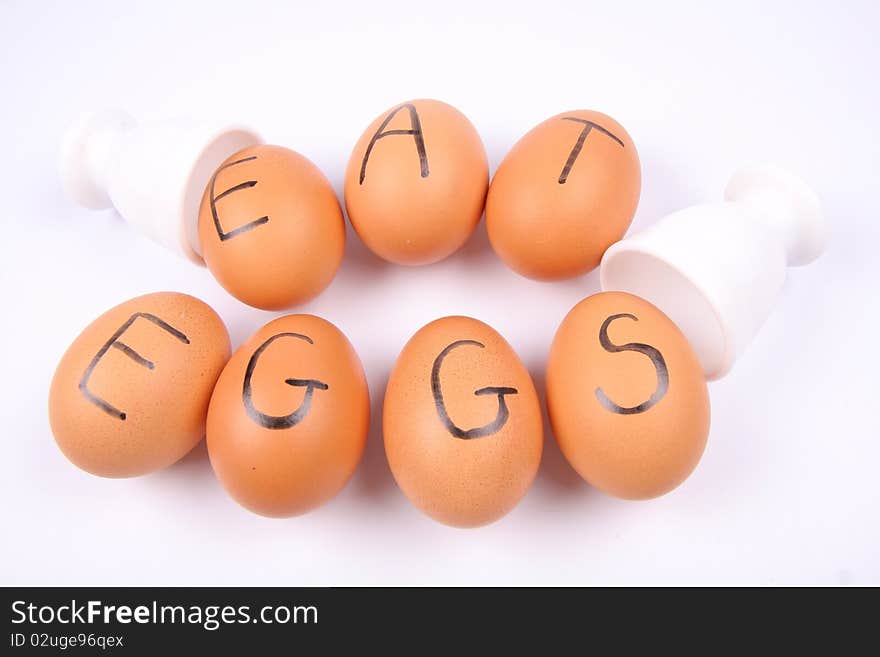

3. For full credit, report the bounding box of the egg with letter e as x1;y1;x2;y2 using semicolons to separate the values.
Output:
546;292;710;499
486;110;640;280
207;315;369;517
384;316;543;527
344;99;489;265
48;292;231;477
198;145;345;310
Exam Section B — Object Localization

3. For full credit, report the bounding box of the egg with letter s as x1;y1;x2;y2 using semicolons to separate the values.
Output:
198;145;345;310
206;314;369;517
344;99;489;265
48;292;231;477
546;292;710;499
486;110;640;280
384;316;543;527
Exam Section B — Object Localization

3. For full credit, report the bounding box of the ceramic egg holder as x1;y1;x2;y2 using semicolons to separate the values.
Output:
59;109;263;262
601;164;826;380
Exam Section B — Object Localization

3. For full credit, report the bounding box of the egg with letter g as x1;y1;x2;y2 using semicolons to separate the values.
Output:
546;292;710;499
198;145;345;310
207;314;369;518
344;99;489;265
486;110;640;280
48;292;231;477
384;316;543;527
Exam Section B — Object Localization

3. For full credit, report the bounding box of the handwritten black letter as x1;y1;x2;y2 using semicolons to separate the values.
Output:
558;117;624;184
431;339;518;439
242;332;329;430
208;155;269;241
79;313;190;420
359;104;429;184
594;313;669;415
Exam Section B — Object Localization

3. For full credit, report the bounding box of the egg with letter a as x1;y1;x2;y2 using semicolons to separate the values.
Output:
198;145;345;310
344;99;489;265
48;292;231;478
206;314;369;518
384;316;543;527
546;292;710;499
486;110;640;280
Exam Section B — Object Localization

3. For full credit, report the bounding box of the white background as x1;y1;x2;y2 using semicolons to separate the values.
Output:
1;0;878;585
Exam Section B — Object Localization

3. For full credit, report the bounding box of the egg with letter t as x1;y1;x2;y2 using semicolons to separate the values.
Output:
546;292;710;499
486;110;640;280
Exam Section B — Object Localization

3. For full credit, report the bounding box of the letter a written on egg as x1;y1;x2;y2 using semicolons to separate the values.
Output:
558;117;624;184
209;156;269;241
359;103;429;184
78;313;191;420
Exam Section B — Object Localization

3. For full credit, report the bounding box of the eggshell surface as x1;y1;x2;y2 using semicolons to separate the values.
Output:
207;315;369;518
48;292;231;478
344;99;489;265
384;316;543;527
198;145;345;310
486;110;640;280
546;292;710;499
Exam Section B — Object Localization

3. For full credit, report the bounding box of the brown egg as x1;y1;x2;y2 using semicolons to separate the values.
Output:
207;314;369;518
486;110;640;280
198;145;345;310
384;316;543;527
344;99;489;265
48;292;230;478
546;292;710;499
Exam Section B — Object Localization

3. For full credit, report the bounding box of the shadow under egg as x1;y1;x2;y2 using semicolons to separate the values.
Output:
339;220;391;276
526;356;595;499
448;217;496;268
146;438;218;493
346;366;398;501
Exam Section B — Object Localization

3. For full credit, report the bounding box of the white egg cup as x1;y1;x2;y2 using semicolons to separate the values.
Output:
59;109;263;263
600;164;826;380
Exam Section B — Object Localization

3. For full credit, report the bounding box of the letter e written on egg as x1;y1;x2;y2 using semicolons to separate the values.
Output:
208;155;270;241
558;117;624;184
78;313;191;420
359;103;430;184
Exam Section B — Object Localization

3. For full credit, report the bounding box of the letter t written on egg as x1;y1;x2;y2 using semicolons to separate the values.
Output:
558;117;624;184
78;313;190;420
